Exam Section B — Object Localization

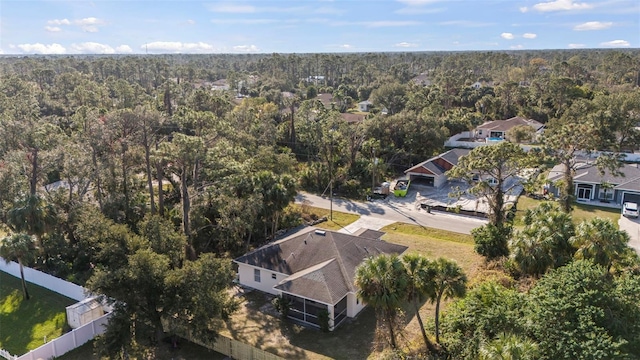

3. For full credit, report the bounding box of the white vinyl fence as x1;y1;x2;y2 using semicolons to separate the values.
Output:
0;260;86;301
0;260;110;360
15;313;111;360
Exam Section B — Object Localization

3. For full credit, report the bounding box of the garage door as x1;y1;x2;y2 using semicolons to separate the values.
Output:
410;175;434;187
622;192;640;205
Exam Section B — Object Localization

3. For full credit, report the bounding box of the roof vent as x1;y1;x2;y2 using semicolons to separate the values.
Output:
315;230;326;236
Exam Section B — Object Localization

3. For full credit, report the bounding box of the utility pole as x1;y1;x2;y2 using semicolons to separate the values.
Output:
329;141;333;221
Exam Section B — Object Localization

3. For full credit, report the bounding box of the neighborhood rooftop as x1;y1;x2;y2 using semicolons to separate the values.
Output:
234;228;407;305
475;116;544;132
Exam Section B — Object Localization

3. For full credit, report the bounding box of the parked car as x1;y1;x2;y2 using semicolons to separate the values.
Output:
622;202;639;218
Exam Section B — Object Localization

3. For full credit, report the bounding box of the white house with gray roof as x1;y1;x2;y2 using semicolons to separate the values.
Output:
547;161;640;207
233;228;407;330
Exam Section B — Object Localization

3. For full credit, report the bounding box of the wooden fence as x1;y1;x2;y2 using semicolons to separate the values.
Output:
170;323;283;360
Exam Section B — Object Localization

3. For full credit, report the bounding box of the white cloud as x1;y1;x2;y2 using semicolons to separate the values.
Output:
211;18;277;25
439;20;494;27
396;0;441;5
142;41;216;53
511;44;524;49
186;19;196;25
501;32;515;39
44;26;62;32
394;42;418;47
568;43;586;48
72;17;105;32
532;0;593;12
70;42;115;54
519;6;529;12
232;45;259;52
17;43;66;54
362;20;421;27
339;44;352;49
395;0;443;14
47;19;71;25
574;21;613;31
523;33;537;39
207;3;256;13
115;45;133;53
600;39;630;47
314;6;345;15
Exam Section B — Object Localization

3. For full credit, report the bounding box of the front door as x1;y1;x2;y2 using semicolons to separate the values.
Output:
577;185;592;200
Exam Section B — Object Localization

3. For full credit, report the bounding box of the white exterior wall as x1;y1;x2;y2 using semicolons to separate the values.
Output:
346;292;366;318
434;174;447;188
236;263;287;295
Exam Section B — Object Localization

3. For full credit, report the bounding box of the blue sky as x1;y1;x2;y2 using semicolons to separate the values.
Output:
0;0;637;54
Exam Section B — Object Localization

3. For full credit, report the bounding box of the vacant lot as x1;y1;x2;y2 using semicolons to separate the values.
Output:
0;270;76;356
514;196;621;228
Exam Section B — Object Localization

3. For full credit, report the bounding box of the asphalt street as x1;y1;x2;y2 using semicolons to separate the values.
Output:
295;192;487;235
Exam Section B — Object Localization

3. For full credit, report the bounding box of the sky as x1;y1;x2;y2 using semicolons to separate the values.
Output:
0;0;638;55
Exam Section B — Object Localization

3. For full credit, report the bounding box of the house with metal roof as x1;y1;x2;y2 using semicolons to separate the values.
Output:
547;160;640;207
233;228;407;330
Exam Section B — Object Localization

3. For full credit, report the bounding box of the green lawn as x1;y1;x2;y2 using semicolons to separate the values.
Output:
0;270;76;356
514;196;621;228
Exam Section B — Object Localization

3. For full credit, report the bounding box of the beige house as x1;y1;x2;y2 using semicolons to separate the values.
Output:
474;116;544;141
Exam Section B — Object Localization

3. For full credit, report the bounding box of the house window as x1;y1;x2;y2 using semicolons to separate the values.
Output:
478;130;483;135
271;273;277;280
356;298;359;305
487;178;498;185
599;188;614;201
254;269;261;283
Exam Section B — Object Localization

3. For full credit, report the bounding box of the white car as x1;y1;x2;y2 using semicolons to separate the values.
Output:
622;202;639;218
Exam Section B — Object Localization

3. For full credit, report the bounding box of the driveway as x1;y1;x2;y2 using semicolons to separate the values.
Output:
619;216;640;253
295;192;487;235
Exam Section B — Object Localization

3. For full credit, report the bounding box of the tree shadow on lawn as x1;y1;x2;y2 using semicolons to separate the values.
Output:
0;273;75;356
220;291;309;359
221;290;440;359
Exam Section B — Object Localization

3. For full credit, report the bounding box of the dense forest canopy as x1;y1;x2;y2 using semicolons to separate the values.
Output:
0;49;639;357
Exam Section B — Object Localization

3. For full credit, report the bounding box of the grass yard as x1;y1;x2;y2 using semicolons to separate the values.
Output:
219;221;482;360
0;270;76;356
292;203;361;231
514;196;621;228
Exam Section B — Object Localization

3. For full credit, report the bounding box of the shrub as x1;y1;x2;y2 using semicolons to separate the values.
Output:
271;295;292;318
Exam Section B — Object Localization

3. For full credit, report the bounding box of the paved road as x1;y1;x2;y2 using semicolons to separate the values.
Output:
295;192;487;235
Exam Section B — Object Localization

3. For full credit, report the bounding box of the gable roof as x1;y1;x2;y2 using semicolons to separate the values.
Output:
476;116;544;133
234;228;407;305
316;93;333;107
547;161;640;188
405;148;470;176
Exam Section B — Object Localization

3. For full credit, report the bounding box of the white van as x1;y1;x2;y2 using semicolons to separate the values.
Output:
622;202;639;218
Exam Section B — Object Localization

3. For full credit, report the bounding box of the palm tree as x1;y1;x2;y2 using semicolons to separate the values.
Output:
479;333;539;360
0;233;36;300
570;218;629;271
509;202;575;276
430;257;467;343
355;254;409;349
402;253;438;354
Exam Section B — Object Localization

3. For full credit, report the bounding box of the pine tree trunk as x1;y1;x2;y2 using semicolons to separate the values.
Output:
19;259;30;300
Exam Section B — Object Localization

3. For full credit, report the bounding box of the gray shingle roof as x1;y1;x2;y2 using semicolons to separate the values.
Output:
234;228;408;305
547;161;640;187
